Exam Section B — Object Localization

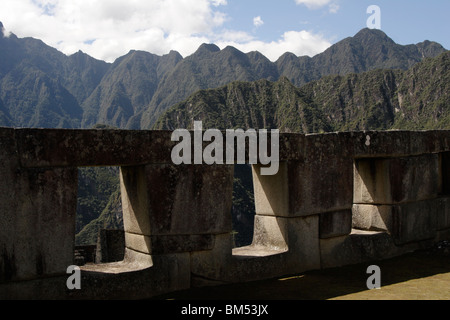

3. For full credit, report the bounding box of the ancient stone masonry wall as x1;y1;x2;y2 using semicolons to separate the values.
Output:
0;128;449;299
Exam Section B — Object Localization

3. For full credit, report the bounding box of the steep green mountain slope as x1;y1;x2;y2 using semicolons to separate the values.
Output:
81;50;182;129
137;29;446;129
76;167;120;234
278;28;446;88
75;186;123;246
154;76;331;133
0;22;109;128
155;51;450;133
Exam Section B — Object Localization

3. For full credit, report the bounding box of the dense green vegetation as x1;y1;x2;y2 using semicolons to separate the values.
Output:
156;51;450;133
75;167;122;246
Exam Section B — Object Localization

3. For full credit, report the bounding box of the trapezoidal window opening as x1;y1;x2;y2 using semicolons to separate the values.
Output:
74;166;125;266
232;162;288;258
352;153;442;234
231;164;256;248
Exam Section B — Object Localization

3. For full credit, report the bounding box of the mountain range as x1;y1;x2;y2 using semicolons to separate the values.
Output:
0;21;447;131
156;50;450;133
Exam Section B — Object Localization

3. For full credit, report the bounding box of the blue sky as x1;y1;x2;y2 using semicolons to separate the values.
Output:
222;0;450;47
1;0;448;62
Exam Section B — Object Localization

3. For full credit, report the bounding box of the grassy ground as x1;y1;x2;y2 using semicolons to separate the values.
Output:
154;245;450;301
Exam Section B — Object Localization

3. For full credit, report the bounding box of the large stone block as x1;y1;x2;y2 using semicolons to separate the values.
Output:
285;215;321;273
120;166;152;236
15;129;176;167
201;215;321;283
320;230;415;269
253;158;353;218
190;233;234;285
0;130;22;283
391;200;439;245
245;214;320;270
436;197;450;231
124;232;151;254
353;200;443;245
253;133;354;218
352;204;393;232
120;164;234;238
149;234;215;255
251;215;288;251
252;162;289;216
145;164;234;235
320;230;401;268
96;229;125;263
1;166;78;283
353;131;450;158
291;134;354;216
354;154;440;204
441;152;450;195
319;209;352;239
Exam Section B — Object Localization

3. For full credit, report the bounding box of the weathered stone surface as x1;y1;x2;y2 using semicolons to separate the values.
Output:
435;228;450;242
254;156;353;218
436;197;450;230
352;130;450;158
441;152;450;195
76;250;190;300
5;128;450;168
144;164;233;235
1;127;450;299
192;215;321;284
16;128;175;167
120;166;151;236
319;210;352;239
320;230;414;269
149;234;214;254
391;200;439;245
190;233;234;285
353;200;444;245
279;134;355;217
125;232;151;254
121;164;233;237
353;198;450;246
352;204;393;232
354;154;440;204
0;128;21;283
252;162;289;216
0;166;78;283
252;215;288;251
284;215;321;273
96;229;125;263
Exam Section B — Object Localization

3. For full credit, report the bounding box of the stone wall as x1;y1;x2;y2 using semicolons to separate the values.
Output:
0;128;449;299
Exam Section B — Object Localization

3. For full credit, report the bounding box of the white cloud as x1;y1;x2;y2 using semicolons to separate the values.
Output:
0;0;332;62
217;30;331;61
211;0;227;6
328;3;340;14
0;0;228;62
295;0;340;13
295;0;332;9
253;16;264;28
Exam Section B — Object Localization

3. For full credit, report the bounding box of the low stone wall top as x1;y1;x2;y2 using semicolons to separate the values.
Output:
3;127;450;168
